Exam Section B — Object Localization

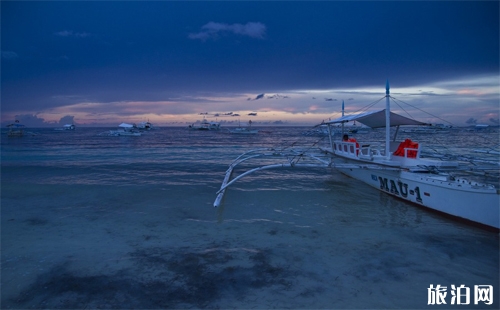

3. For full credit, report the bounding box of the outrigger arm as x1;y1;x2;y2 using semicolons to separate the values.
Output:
213;148;406;208
213;149;332;207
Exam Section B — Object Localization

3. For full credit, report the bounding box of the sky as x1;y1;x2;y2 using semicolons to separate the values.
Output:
1;1;499;127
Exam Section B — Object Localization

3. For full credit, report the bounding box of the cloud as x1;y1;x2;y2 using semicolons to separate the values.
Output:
189;22;266;41
255;93;265;100
58;115;75;125
465;117;477;124
489;118;499;124
10;114;54;127
267;94;289;99
247;93;265;101
2;51;18;60
54;30;90;38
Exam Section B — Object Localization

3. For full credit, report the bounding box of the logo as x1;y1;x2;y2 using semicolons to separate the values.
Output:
428;284;493;305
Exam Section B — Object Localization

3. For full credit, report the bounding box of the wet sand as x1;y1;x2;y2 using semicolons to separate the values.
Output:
2;171;498;309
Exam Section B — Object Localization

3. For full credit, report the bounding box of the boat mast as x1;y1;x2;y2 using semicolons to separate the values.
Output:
341;100;345;135
385;80;391;159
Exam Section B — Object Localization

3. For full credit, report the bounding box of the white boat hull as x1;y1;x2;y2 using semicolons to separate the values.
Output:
336;167;500;230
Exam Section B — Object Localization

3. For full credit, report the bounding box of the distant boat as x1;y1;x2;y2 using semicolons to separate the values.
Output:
107;123;142;136
188;118;221;131
227;120;259;134
346;121;372;134
302;124;336;136
303;124;369;136
401;127;438;134
6;121;25;137
54;124;75;131
475;124;490;130
137;121;153;130
465;124;491;132
401;124;451;134
351;126;371;134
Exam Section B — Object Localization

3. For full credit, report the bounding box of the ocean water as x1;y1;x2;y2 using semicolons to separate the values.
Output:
1;126;499;309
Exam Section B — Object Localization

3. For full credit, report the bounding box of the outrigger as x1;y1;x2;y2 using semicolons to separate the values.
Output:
214;81;500;230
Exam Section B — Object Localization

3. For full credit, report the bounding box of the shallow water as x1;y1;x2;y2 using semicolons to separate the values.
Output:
1;126;499;309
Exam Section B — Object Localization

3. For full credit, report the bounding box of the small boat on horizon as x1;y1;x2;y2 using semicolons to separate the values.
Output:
6;121;26;137
401;125;452;134
105;123;142;136
227;120;259;134
137;121;153;130
188;118;221;131
54;124;76;131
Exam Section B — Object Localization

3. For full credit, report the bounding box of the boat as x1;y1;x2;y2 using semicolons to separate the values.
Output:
227;120;259;134
303;124;367;136
107;123;142;136
475;124;490;130
137;121;153;130
400;127;437;134
6;121;26;137
188;118;221;131
400;125;450;134
213;81;499;231
54;124;75;131
303;124;338;136
349;121;371;134
303;105;370;137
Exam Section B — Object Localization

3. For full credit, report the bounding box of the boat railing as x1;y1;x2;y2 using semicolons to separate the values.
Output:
359;143;385;158
333;141;358;157
403;146;421;158
333;140;388;159
332;140;424;161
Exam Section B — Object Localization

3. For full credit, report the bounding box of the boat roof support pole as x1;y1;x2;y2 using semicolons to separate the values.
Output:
385;80;391;159
327;124;334;152
341;100;345;135
393;125;400;142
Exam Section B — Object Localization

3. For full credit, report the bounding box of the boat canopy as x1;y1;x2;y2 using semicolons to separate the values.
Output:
118;123;135;128
322;109;427;129
7;123;25;128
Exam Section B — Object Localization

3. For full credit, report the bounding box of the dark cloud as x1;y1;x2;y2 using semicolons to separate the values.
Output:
58;115;75;125
466;117;477;124
247;94;265;101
